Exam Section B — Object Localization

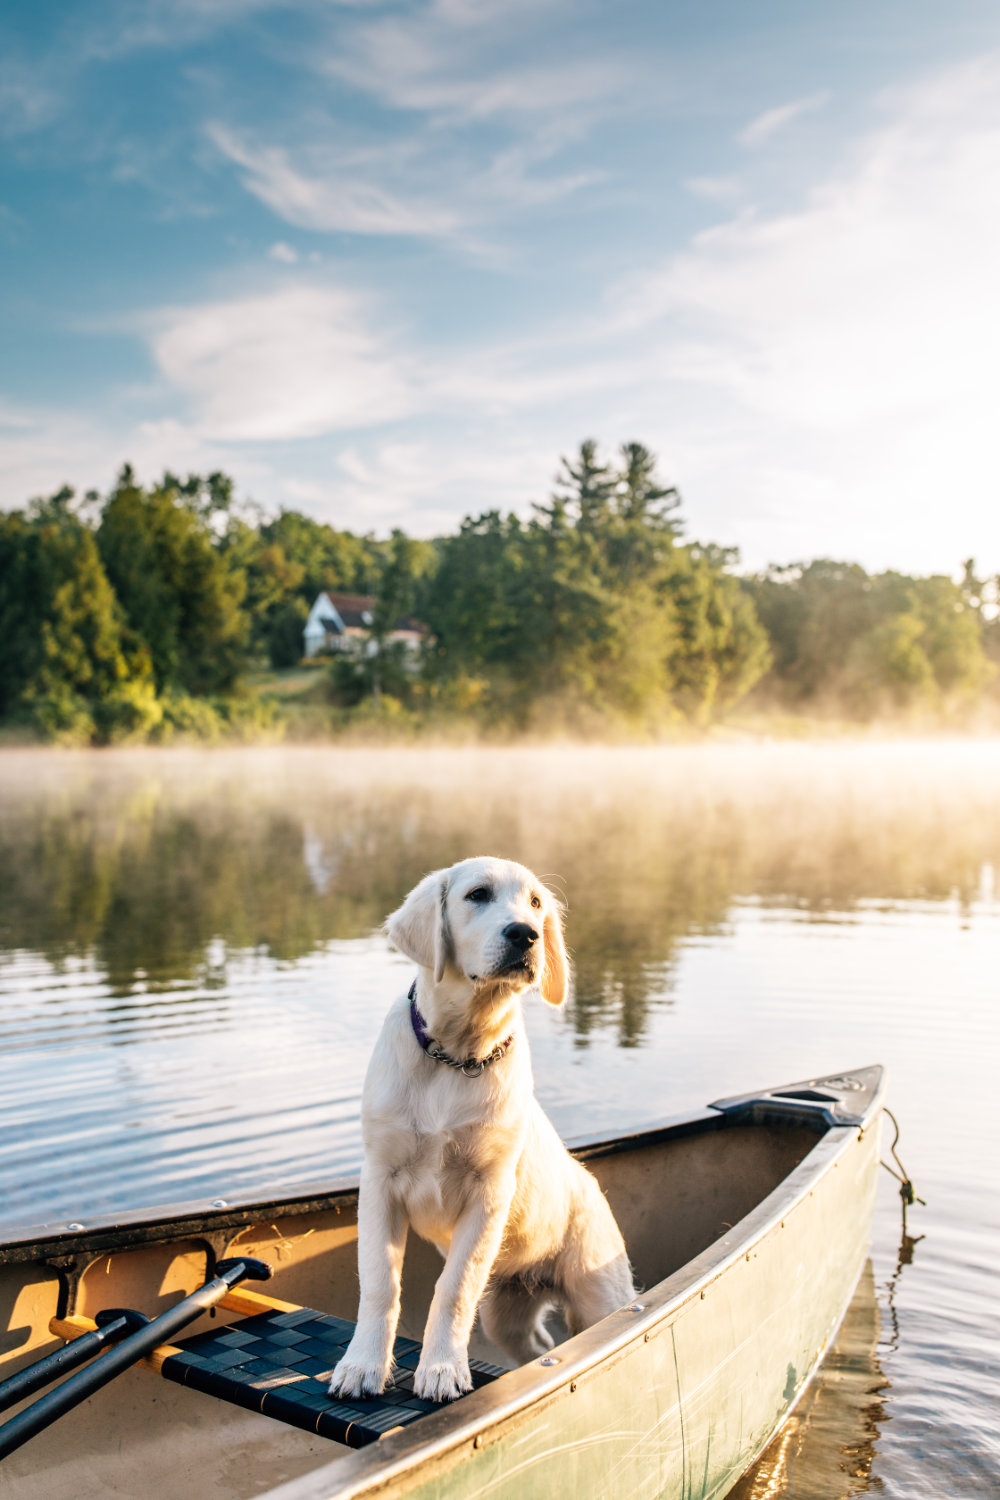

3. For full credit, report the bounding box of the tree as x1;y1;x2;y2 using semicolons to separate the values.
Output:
615;441;683;532
422;441;769;728
550;439;617;532
97;469;248;695
258;510;379;600
0;495;158;742
744;560;994;714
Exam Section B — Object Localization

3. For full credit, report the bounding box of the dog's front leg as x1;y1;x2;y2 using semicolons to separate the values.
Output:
415;1175;515;1402
328;1171;408;1398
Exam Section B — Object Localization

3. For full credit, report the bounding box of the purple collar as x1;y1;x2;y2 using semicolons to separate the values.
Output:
408;980;514;1078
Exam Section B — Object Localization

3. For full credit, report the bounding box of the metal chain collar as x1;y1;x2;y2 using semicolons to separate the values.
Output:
408;981;514;1078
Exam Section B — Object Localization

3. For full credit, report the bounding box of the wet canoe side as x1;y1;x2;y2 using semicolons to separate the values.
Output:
256;1111;881;1500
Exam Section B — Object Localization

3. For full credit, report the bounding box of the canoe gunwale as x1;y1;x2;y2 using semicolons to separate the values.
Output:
0;1104;794;1270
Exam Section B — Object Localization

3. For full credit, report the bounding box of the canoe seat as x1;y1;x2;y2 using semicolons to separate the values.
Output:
158;1305;504;1449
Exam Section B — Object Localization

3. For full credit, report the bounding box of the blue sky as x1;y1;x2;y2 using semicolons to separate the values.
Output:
2;0;999;573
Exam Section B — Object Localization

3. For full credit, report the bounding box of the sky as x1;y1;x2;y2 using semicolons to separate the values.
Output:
2;0;999;574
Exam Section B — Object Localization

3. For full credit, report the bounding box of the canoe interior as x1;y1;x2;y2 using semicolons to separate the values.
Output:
0;1113;822;1500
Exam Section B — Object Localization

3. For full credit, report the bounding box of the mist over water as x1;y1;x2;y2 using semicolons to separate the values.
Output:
1;741;998;1497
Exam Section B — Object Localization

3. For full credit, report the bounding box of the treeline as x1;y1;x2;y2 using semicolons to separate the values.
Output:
0;444;996;743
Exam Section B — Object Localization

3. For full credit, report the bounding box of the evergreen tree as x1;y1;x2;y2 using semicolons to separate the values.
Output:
97;468;248;695
0;494;158;742
549;439;617;531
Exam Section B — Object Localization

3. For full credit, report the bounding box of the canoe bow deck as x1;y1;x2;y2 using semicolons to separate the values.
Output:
0;1065;885;1500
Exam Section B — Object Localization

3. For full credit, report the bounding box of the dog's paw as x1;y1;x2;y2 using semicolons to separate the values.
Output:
327;1357;390;1399
414;1357;473;1403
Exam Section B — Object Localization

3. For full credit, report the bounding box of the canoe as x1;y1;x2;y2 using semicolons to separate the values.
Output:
0;1065;884;1500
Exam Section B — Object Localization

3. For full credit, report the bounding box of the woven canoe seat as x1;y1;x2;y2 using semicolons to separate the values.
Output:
159;1306;504;1449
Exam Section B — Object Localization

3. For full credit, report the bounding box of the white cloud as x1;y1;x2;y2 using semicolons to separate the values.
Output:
0;404;228;510
737;91;831;148
208;123;461;239
268;241;299;263
606;55;1000;568
684;176;742;204
149;283;418;440
7;50;1000;579
324;436;559;534
321;2;618;125
0;58;62;138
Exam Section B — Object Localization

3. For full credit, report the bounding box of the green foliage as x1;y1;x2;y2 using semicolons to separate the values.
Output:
258;510;379;599
745;560;995;717
423;441;769;730
93;678;164;744
0;495;155;743
154;690;227;743
265;597;310;670
97;468;248;695
2;448;994;742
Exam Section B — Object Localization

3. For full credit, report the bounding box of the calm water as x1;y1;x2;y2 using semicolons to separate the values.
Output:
1;742;998;1498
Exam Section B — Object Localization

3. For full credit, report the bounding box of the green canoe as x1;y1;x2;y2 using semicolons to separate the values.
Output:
0;1065;884;1500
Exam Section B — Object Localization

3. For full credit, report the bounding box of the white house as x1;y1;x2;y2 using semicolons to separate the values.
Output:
302;592;427;660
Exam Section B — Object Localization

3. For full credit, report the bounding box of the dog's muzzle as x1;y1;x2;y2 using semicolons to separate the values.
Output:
491;921;539;981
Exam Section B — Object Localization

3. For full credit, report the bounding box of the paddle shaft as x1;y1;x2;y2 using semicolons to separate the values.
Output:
0;1310;150;1415
0;1257;270;1461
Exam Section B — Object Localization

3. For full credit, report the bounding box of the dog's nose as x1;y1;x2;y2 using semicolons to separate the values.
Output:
503;922;538;952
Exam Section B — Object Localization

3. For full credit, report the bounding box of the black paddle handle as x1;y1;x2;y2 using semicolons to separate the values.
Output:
0;1257;271;1461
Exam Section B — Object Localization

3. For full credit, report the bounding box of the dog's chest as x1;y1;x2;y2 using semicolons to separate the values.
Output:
367;1080;522;1245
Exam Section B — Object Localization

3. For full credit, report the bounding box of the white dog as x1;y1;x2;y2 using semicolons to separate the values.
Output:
328;856;635;1404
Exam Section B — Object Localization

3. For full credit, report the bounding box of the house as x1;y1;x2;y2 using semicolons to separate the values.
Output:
302;591;427;660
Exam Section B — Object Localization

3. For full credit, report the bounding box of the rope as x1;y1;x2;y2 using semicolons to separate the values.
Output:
879;1106;926;1207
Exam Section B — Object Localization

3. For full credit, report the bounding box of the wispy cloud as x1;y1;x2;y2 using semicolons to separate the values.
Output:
320;0;619;125
207;122;461;239
147;282;419;441
607;55;1000;564
0;56;63;138
268;241;299;264
737;90;831;148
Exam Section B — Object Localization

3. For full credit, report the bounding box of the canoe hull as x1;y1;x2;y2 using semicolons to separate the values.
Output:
258;1101;880;1500
0;1068;884;1500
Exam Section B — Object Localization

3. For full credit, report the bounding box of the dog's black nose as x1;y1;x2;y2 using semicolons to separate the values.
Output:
503;922;538;952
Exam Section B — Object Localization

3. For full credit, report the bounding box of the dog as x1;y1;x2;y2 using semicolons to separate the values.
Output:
328;855;634;1404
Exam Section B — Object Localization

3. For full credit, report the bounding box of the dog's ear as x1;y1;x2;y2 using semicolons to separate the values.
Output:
539;896;569;1007
385;870;452;983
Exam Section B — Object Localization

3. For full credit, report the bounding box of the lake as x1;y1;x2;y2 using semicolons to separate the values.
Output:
1;741;998;1497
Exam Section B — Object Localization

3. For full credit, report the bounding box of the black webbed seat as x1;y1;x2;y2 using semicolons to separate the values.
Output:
159;1306;504;1449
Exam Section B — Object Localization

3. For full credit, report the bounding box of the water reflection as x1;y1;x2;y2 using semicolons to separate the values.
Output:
0;744;995;1500
1;745;998;1046
730;1260;888;1500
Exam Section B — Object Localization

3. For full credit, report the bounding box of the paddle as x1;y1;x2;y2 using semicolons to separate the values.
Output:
0;1256;271;1461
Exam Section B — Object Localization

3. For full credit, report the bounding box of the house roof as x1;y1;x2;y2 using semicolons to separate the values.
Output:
323;592;376;630
320;592;427;636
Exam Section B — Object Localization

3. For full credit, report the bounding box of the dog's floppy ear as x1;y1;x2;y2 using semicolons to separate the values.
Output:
385;869;452;983
539;896;569;1007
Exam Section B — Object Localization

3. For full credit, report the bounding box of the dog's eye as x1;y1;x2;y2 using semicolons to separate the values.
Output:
465;887;492;904
530;894;542;909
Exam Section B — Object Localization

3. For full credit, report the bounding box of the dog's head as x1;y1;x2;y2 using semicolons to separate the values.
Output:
386;856;568;1006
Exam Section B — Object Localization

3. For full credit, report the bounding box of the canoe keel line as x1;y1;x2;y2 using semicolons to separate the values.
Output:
0;1066;886;1500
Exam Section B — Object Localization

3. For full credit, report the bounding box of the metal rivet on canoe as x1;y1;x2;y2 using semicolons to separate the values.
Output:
211;1200;228;1209
473;1435;483;1448
700;1290;706;1299
570;1381;578;1392
67;1222;85;1232
539;1357;560;1366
